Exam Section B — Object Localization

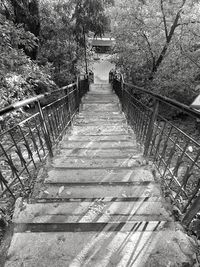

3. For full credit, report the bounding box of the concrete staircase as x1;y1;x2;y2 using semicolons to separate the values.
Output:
5;84;195;267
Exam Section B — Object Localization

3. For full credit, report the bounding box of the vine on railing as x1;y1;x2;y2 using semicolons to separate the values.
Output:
110;70;200;227
0;74;90;200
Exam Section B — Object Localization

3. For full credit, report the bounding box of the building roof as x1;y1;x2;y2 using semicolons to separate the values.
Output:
90;38;115;47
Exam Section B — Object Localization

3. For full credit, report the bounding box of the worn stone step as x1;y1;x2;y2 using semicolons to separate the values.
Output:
45;168;154;184
82;105;119;112
66;134;132;141
75;116;125;122
14;221;171;233
83;96;118;102
88;91;113;95
13;198;170;224
61;140;137;149
82;99;118;104
85;94;116;97
78;112;123;118
74;119;126;126
72;125;128;135
39;183;160;198
90;83;111;87
52;157;143;168
89;88;112;93
57;147;141;158
6;228;186;267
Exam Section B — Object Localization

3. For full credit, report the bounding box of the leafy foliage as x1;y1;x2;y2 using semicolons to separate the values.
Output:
72;0;112;45
0;0;112;116
110;0;200;105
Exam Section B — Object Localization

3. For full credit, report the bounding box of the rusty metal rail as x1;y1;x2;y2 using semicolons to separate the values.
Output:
110;70;200;227
0;75;90;199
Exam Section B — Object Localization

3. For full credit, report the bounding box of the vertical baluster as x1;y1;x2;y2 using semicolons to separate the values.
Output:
144;99;159;157
36;101;53;157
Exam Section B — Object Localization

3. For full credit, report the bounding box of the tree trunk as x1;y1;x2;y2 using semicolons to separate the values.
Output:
149;6;183;80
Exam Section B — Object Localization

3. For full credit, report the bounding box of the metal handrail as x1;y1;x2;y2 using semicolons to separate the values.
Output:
110;70;200;228
0;82;76;116
0;74;91;200
112;71;200;119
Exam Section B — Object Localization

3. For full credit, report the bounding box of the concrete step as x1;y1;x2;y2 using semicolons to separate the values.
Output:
78;112;123;118
52;157;144;169
45;168;154;184
82;105;119;112
66;134;133;141
88;91;113;95
82;99;118;104
71;125;130;135
76;117;125;122
83;96;118;103
6;228;184;267
13;199;170;224
38;183;160;198
74;119;126;126
57;147;141;158
61;140;137;149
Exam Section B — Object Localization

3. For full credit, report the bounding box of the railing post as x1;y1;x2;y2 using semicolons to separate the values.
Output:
68;88;73;126
121;74;124;111
109;71;112;83
77;76;82;108
36;100;53;157
75;81;80;111
144;99;159;157
87;74;90;92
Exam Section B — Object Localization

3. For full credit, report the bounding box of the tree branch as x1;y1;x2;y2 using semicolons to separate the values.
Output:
142;32;155;61
177;21;200;27
160;0;168;40
149;0;187;79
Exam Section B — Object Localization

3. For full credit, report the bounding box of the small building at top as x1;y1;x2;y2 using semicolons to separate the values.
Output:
89;37;115;53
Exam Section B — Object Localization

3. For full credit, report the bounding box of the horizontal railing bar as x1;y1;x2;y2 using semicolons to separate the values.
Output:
157;116;200;147
0;82;76;116
122;81;200;119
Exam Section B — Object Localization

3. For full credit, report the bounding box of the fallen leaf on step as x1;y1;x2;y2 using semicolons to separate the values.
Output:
188;146;193;153
58;186;65;195
66;191;72;195
43;190;49;195
122;193;127;198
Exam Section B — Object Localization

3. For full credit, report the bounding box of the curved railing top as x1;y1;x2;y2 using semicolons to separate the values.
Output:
109;70;200;119
0;73;90;199
0;71;94;117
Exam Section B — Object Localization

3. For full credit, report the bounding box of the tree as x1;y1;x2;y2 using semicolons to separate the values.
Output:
72;0;112;46
110;0;200;103
0;0;40;59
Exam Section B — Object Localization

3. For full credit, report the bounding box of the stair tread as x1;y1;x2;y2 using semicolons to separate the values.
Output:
45;168;154;183
38;183;160;199
13;199;170;224
5;228;178;267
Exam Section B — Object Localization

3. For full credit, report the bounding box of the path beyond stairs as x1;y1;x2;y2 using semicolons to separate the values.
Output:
4;81;197;265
